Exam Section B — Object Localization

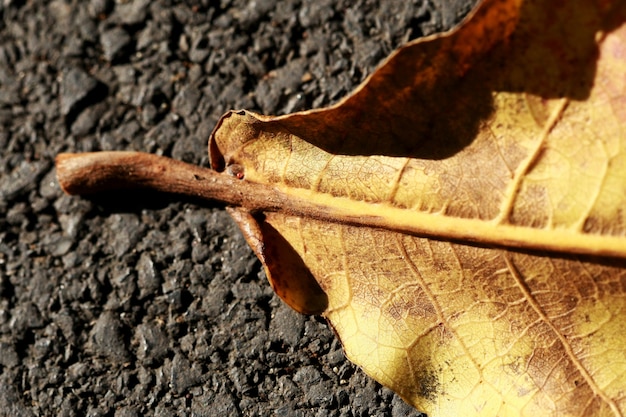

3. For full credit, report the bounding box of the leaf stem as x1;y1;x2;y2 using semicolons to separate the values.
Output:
55;151;286;211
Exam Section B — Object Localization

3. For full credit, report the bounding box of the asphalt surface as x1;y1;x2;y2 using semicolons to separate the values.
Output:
0;1;473;415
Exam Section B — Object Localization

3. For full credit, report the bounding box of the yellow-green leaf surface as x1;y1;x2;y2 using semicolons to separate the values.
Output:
210;0;626;415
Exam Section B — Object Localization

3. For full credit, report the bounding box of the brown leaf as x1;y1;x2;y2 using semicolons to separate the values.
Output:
207;0;626;416
54;0;626;415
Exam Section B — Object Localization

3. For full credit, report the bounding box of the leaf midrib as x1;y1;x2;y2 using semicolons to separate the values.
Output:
276;185;626;260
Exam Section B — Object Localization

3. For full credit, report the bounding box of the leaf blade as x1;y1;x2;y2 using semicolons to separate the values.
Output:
209;0;626;415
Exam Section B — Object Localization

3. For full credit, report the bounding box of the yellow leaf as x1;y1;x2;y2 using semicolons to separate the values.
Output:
54;0;626;415
207;0;626;416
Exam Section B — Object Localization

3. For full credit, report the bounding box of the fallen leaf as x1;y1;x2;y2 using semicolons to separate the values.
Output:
207;0;626;416
55;0;626;415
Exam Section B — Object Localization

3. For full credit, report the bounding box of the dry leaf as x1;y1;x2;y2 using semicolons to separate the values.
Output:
54;0;626;415
207;0;626;416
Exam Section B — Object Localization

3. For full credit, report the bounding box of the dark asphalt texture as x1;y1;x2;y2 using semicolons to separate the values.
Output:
0;1;473;415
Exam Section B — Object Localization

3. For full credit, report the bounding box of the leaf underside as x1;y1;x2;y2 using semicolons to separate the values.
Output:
209;0;626;416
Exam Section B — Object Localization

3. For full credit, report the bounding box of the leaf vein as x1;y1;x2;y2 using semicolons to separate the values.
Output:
387;157;411;204
504;254;623;417
495;98;569;225
311;154;335;193
396;237;482;374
